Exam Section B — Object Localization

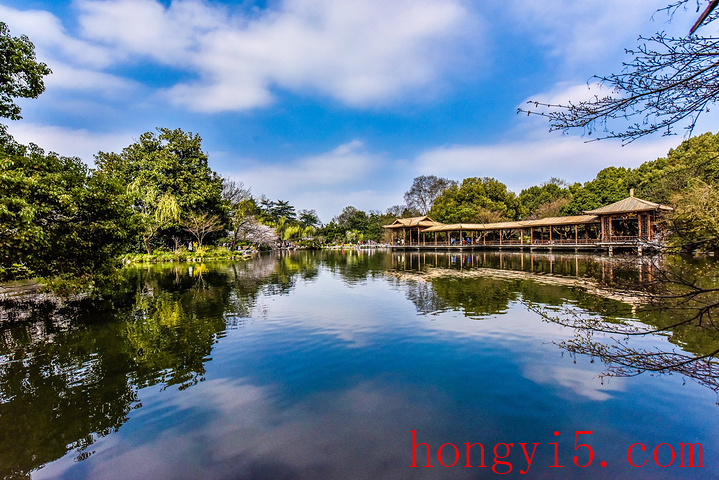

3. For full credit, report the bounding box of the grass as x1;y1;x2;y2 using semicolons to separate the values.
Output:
122;246;255;264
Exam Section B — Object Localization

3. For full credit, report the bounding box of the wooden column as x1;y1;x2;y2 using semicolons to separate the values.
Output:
575;225;578;244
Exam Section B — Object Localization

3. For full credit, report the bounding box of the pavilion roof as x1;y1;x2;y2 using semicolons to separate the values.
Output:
584;196;673;215
383;216;440;229
384;199;667;234
521;215;599;227
420;215;599;232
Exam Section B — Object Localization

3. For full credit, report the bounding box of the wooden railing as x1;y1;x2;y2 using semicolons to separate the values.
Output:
392;236;648;247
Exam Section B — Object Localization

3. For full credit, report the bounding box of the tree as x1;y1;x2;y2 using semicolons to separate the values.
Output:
222;178;255;247
335;206;370;232
182;211;224;248
666;178;719;253
256;197;297;224
529;257;719;392
95;128;224;253
633;131;719;203
520;2;719;143
403;175;457;215
298;209;321;228
429;177;526;223
243;220;278;246
560;167;632;215
0;140;137;279
519;178;572;219
0;22;52;122
316;221;345;243
385;204;419;218
273;200;296;222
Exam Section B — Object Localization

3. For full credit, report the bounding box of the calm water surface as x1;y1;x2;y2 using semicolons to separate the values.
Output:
0;250;717;479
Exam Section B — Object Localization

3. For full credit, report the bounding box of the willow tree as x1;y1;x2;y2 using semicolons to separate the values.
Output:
130;188;181;254
96;128;224;253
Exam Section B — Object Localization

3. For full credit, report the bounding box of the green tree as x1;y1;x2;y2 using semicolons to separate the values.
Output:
0;22;52;122
666;178;719;253
519;178;572;219
633;131;719;204
0;141;137;279
561;167;632;215
335;206;370;233
298;209;321;228
95;128;224;253
316;221;345;244
429;177;525;223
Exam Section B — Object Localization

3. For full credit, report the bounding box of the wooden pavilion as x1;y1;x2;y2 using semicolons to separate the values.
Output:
384;193;672;253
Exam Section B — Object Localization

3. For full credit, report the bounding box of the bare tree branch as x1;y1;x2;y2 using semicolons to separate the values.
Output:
520;4;719;143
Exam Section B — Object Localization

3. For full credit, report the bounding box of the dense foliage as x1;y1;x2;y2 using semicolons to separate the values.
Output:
0;134;137;280
429;177;526;223
95;128;225;253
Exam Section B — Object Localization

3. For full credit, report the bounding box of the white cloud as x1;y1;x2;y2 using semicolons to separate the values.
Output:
5;123;135;164
74;0;478;111
0;5;112;68
43;63;139;95
502;0;680;70
77;0;224;63
222;120;681;222
414;134;677;193
523;364;625;401
3;0;477;112
223;140;408;221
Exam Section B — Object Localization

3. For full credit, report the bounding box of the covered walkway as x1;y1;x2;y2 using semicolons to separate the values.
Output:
384;194;672;254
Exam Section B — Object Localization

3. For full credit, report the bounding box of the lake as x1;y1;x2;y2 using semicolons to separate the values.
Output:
0;250;717;479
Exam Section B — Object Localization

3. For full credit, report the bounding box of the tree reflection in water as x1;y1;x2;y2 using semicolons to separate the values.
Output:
391;251;719;393
0;254;318;479
1;250;718;478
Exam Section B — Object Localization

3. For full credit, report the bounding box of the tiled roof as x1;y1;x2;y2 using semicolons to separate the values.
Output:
383;216;440;229
584;197;673;215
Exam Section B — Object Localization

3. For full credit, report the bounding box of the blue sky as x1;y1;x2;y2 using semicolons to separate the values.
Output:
2;0;717;221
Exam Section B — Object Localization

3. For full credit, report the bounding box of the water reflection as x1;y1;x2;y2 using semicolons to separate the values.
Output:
0;250;717;479
0;255;320;479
